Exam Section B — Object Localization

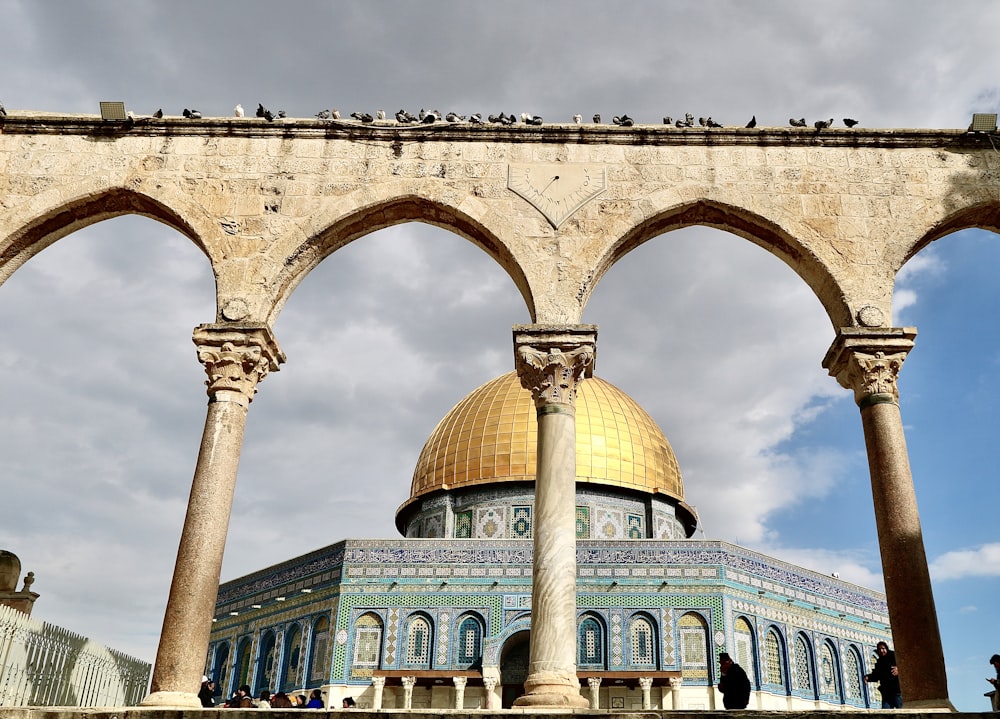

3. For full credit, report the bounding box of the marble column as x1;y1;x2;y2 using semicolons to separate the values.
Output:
142;323;284;707
482;676;498;710
452;676;467;709
587;676;602;709
824;327;952;710
639;676;653;710
512;324;596;709
371;676;385;710
668;676;682;710
401;676;416;709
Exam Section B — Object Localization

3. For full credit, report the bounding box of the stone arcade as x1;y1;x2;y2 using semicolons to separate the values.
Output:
4;110;997;710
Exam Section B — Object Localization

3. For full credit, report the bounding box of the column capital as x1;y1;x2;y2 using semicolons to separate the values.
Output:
513;324;597;409
192;323;286;405
668;676;683;689
822;327;916;406
371;676;386;689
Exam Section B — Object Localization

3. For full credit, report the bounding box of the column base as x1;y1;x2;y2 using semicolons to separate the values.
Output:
513;671;589;708
902;698;957;712
140;690;202;708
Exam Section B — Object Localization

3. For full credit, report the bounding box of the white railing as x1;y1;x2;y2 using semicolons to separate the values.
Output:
0;603;150;706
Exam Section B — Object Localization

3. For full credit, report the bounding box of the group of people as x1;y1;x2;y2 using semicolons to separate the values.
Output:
198;678;357;710
716;641;905;710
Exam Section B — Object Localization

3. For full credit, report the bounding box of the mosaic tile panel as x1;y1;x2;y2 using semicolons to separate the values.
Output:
596;508;624;539
385;608;399;665
436;611;450;666
611;612;624;666
626;513;643;539
475;507;506;538
511;505;532;538
576;506;591;538
454;511;472;538
422;510;445;538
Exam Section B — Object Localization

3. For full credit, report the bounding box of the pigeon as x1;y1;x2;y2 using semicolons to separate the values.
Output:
0;101;5;116
618;114;634;127
698;117;709;127
526;115;543;126
573;114;582;124
277;110;286;119
376;110;386;120
593;114;601;123
331;109;341;119
395;109;411;123
182;108;202;119
684;113;694;126
790;117;807;127
445;111;464;122
469;113;484;124
234;104;244;118
263;109;275;121
422;111;437;124
152;108;163;119
316;109;331;120
843;118;859;128
706;117;722;128
499;113;514;125
256;103;267;118
352;112;373;123
418;108;426;121
745;115;756;128
814;118;833;130
663;116;673;125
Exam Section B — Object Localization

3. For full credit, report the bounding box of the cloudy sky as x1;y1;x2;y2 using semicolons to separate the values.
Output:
2;0;999;710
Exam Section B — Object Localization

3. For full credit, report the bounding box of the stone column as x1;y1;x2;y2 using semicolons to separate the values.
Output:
639;676;653;710
142;323;284;707
668;676;682;710
401;676;416;709
482;676;498;710
823;327;951;710
512;324;596;709
371;676;385;710
452;676;467;709
587;676;602;709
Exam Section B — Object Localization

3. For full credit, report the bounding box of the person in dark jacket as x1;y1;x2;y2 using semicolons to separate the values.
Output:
718;652;751;709
865;641;902;708
198;676;215;707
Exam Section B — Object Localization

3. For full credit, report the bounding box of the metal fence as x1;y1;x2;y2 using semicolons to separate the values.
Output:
0;603;150;706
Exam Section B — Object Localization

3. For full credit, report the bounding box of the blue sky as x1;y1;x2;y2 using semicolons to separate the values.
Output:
1;0;999;710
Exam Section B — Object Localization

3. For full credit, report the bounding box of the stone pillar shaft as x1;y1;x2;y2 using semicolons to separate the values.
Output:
512;324;595;709
823;327;950;710
143;324;284;708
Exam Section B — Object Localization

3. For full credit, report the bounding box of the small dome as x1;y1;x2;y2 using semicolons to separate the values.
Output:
0;550;21;593
404;372;685;507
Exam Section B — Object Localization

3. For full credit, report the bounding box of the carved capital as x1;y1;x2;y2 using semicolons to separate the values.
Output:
668;676;683;689
823;327;916;406
193;323;285;405
513;324;597;409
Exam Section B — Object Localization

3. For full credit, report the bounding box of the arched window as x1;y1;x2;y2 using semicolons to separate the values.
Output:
843;645;864;702
628;613;657;668
353;613;383;669
764;628;785;689
235;637;253;691
578;614;605;668
283;624;302;689
212;642;230;698
792;634;814;694
255;630;277;693
309;616;331;684
819;640;841;700
405;613;433;668
678;612;709;681
456;615;484;668
733;616;757;685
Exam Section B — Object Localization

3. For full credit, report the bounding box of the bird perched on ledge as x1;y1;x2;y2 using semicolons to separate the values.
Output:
843;118;859;127
182;108;202;119
234;104;244;118
593;113;601;123
0;101;6;116
745;115;756;128
789;117;807;127
814;118;833;130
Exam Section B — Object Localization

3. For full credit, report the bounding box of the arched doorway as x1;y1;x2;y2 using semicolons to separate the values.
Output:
499;631;530;708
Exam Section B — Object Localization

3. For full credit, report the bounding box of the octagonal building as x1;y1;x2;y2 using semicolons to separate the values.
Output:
207;372;890;710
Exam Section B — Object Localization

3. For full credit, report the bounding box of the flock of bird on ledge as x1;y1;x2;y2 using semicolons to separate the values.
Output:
0;100;859;131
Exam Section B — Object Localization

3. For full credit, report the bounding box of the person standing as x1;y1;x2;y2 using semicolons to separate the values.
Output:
987;654;1000;711
865;641;902;709
718;652;751;709
306;688;325;708
198;676;215;707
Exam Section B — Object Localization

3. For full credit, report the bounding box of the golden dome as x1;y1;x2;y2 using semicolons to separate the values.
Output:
406;371;684;504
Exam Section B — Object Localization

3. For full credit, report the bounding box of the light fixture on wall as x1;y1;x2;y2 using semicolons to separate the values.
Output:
99;101;127;121
969;113;998;132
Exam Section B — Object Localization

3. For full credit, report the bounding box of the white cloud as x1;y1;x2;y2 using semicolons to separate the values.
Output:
930;543;1000;581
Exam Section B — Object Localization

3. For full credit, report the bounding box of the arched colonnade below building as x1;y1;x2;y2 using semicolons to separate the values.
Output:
3;114;1000;708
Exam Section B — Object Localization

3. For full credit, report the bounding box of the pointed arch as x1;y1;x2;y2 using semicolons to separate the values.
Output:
577;612;606;669
0;186;214;289
678;611;711;682
818;639;842;702
763;626;787;691
900;200;1000;269
308;615;331;685
455;612;485;669
732;616;757;686
792;632;815;697
587;199;849;327
267;195;534;325
403;611;434;669
282;623;303;690
626;611;658;668
255;629;277;693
